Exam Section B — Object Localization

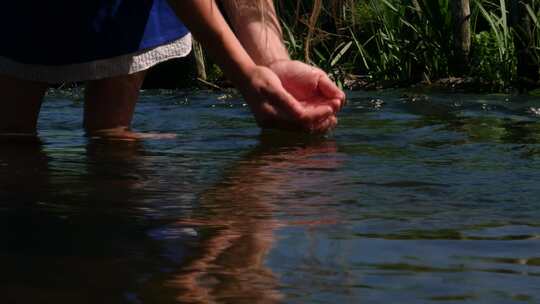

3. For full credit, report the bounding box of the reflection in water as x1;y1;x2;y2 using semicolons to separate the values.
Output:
0;133;342;304
170;133;341;303
84;139;150;206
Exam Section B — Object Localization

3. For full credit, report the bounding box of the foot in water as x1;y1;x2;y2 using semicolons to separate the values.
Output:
87;127;177;141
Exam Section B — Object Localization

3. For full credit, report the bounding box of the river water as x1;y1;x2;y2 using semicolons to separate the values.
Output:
1;90;539;303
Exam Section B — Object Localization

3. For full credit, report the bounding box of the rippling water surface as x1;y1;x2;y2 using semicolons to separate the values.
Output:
1;90;540;303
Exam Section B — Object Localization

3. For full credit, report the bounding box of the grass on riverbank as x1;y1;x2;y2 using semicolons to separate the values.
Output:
272;0;540;92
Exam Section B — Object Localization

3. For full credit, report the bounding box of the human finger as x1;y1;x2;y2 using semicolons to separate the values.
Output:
328;98;342;113
300;103;334;127
301;96;341;114
317;71;343;98
265;84;333;126
263;83;305;120
310;115;338;133
317;72;346;104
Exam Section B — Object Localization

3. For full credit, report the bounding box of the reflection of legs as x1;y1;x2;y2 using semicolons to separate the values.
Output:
0;74;48;134
83;71;147;135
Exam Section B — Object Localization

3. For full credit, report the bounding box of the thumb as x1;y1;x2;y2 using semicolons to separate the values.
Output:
317;72;346;101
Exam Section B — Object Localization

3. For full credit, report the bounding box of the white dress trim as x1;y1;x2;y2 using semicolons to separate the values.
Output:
0;34;192;84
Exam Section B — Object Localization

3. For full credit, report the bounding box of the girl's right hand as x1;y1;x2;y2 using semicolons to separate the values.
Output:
240;65;337;133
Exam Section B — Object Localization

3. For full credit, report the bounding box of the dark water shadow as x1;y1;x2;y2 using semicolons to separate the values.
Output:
0;138;50;205
0;139;165;303
0;132;341;303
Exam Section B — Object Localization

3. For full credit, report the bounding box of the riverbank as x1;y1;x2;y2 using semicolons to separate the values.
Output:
343;75;518;94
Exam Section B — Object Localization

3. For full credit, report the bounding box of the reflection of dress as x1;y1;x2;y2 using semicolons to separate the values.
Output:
0;0;192;83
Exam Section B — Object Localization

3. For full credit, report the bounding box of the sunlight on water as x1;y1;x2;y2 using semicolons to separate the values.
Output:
1;89;540;303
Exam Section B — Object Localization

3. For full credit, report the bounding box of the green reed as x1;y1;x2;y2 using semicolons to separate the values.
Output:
274;0;539;91
471;0;515;87
525;1;540;66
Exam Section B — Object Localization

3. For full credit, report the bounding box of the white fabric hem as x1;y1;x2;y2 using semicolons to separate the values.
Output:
0;34;192;84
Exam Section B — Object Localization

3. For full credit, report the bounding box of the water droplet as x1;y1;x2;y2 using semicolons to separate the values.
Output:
527;107;540;116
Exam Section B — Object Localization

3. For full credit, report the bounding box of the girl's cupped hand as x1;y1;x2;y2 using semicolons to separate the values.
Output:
241;64;345;134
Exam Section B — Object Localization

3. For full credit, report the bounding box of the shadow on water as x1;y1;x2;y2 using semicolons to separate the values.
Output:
0;137;50;204
0;139;162;303
0;132;340;304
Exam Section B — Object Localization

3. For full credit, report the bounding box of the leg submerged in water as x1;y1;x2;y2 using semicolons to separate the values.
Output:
83;71;146;136
83;71;176;140
0;74;48;135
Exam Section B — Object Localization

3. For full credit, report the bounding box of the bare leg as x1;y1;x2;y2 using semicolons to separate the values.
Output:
0;74;48;135
83;71;147;134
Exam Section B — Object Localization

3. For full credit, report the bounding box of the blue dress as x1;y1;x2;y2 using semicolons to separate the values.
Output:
0;0;189;65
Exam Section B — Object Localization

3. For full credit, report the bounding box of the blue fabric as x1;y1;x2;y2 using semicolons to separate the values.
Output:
0;0;189;65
